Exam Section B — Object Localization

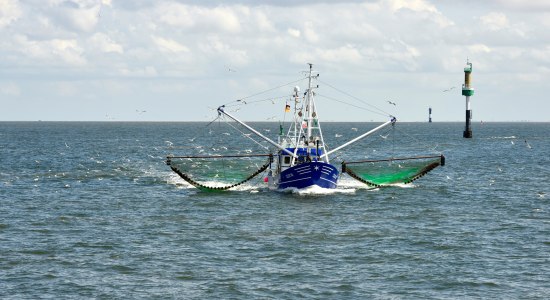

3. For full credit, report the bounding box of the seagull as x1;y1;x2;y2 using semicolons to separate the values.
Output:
225;65;237;72
266;116;277;120
335;134;342;138
271;99;276;104
443;86;456;92
387;100;396;106
222;132;230;136
189;137;196;142
525;140;532;149
230;108;241;113
65;142;70;148
380;134;388;139
351;128;358;131
237;99;247;104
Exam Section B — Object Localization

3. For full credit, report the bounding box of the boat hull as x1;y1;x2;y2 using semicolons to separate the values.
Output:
278;162;339;189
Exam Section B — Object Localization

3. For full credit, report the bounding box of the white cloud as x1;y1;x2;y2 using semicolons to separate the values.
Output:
14;35;86;66
88;32;123;54
55;1;101;32
152;36;189;53
318;45;362;63
495;0;550;11
480;12;509;31
0;0;21;28
468;44;492;54
287;28;301;38
303;21;319;43
1;0;550;121
388;0;439;13
156;3;242;33
386;0;454;27
198;37;248;66
252;11;275;32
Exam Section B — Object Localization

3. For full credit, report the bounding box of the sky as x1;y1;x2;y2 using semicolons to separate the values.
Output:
1;0;549;122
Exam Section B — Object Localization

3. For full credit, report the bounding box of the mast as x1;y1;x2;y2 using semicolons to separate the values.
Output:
306;63;314;140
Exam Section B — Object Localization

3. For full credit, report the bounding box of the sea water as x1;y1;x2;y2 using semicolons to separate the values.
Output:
0;122;548;298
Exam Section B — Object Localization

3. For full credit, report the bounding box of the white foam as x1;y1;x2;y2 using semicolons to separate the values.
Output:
277;185;356;195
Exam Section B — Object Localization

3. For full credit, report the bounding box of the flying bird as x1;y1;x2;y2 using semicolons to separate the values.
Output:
387;100;396;106
443;86;457;92
225;65;237;72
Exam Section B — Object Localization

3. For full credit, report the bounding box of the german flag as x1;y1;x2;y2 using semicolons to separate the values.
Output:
285;104;291;112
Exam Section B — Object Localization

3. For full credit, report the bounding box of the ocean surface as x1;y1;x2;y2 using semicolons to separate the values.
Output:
1;121;549;299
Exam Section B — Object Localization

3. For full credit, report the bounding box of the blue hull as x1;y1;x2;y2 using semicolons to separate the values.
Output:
278;162;339;189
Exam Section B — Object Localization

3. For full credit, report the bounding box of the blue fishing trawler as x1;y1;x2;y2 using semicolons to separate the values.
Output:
168;64;443;191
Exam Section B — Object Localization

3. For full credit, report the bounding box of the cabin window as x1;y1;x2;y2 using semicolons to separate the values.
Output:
283;156;291;165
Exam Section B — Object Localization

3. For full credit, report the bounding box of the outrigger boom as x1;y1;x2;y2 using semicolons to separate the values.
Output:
219;106;396;161
320;117;396;159
217;106;298;158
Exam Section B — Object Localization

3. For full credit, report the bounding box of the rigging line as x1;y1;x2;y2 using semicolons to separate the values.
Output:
316;94;389;117
392;126;442;154
205;115;221;127
331;126;394;161
318;79;392;116
224;94;292;107
222;116;270;151
222;77;308;106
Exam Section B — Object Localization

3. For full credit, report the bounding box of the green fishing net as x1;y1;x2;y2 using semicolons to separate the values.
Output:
342;155;444;187
167;154;272;191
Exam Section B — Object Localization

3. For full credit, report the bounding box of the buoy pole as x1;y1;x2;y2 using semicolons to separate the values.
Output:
429;107;432;123
462;60;474;138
